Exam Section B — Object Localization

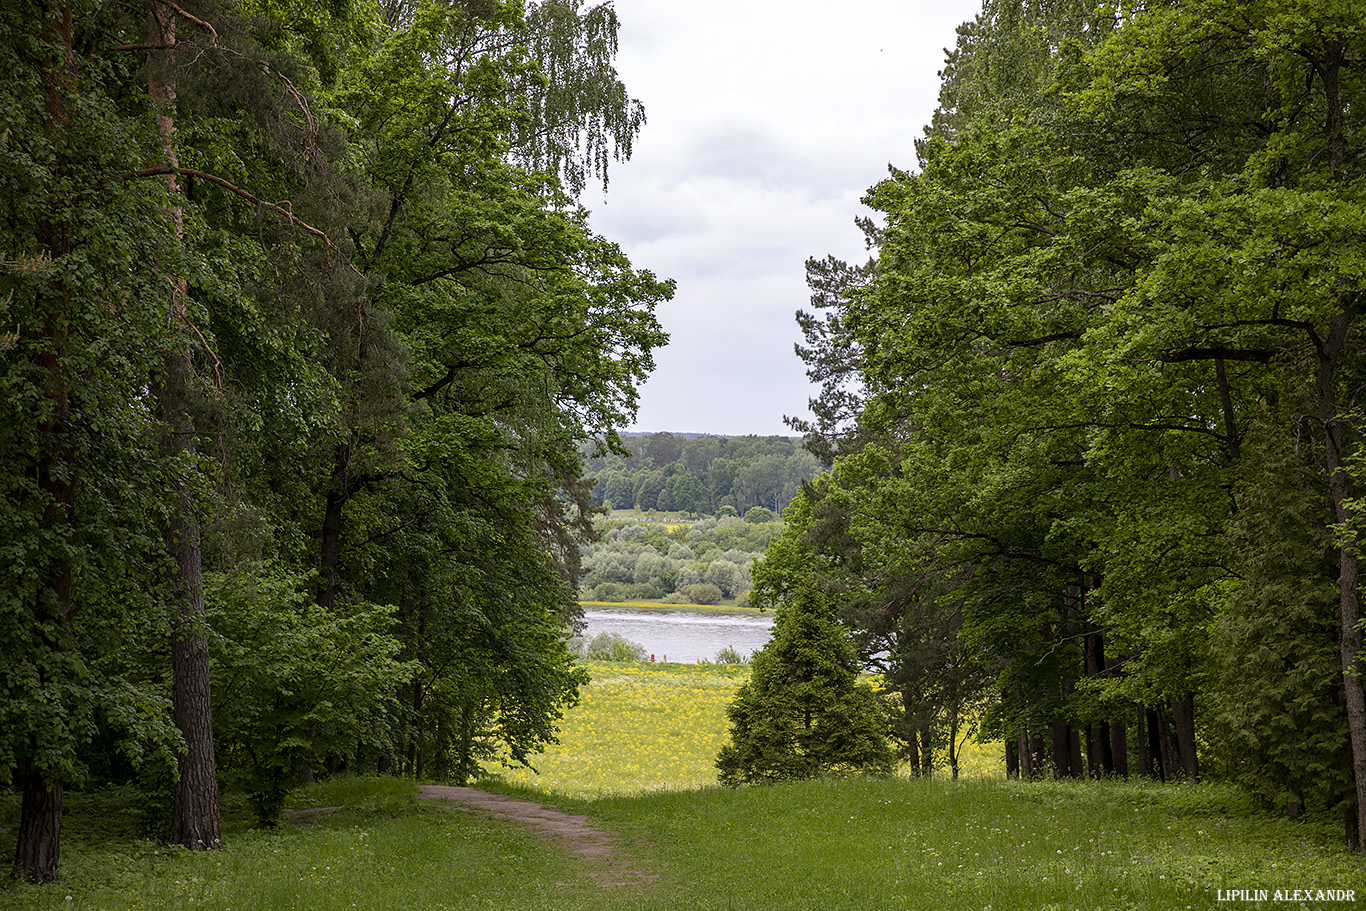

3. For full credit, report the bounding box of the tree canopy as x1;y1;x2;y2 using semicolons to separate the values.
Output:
765;0;1366;847
1;0;669;881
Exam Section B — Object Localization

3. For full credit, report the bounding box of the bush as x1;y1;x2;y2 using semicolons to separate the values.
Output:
744;506;775;524
592;582;631;602
583;631;649;662
715;645;749;665
681;582;723;605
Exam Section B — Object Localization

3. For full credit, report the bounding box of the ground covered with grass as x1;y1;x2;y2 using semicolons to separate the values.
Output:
2;661;1359;909
488;660;1002;796
3;775;1361;910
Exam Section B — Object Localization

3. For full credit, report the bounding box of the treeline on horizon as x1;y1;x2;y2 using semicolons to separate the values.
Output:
747;0;1366;850
583;432;820;516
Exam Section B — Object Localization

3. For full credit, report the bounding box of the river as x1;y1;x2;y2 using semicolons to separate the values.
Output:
580;606;775;663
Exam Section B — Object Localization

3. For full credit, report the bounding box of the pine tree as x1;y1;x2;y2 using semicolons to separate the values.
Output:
717;580;894;786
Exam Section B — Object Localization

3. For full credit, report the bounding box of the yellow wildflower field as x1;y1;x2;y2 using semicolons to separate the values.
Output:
487;661;1005;797
490;661;749;797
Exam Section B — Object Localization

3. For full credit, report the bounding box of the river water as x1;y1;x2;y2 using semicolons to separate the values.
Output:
580;607;775;663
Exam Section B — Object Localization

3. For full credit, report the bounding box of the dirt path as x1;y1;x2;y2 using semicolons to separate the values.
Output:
417;785;658;887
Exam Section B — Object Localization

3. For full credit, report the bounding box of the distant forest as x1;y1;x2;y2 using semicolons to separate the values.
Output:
584;433;821;516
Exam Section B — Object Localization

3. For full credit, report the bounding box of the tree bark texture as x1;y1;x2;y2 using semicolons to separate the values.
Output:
14;770;62;883
163;348;222;850
148;0;221;851
317;444;350;610
1315;301;1366;849
1049;721;1074;778
1170;693;1199;782
1135;707;1154;778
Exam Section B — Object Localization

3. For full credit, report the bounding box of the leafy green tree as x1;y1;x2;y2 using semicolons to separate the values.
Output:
780;0;1366;845
681;582;723;605
205;566;410;825
0;0;189;878
717;581;894;786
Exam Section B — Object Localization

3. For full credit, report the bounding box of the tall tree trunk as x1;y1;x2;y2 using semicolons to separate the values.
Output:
1049;720;1072;778
904;720;921;775
1169;693;1198;782
1155;705;1177;780
1318;305;1366;847
1005;737;1020;779
1146;706;1168;780
317;443;351;610
1314;38;1366;854
948;708;960;780
148;0;221;850
14;0;76;882
1135;706;1153;778
1029;732;1047;780
162;352;222;849
14;770;62;883
1109;718;1129;779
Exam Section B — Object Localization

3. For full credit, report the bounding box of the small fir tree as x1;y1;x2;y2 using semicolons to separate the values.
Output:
716;580;894;785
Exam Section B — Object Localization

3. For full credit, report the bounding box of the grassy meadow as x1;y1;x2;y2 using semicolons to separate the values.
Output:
2;661;1361;910
489;660;1002;795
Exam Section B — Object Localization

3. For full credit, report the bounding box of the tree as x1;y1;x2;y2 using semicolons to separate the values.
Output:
780;0;1366;845
717;580;894;786
1;0;188;879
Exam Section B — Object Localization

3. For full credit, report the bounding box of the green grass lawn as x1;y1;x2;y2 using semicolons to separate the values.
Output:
2;663;1360;910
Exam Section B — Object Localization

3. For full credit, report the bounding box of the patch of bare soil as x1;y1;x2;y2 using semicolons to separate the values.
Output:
417;785;658;887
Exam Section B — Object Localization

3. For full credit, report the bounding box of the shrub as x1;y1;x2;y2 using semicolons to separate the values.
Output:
744;506;775;524
592;582;631;602
715;645;749;665
584;631;649;662
681;582;723;605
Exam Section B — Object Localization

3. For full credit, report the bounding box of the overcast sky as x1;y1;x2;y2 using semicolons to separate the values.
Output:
582;0;984;437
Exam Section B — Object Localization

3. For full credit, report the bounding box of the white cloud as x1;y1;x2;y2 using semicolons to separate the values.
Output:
584;0;984;435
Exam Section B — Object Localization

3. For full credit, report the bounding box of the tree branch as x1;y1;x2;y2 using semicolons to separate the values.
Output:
116;166;357;272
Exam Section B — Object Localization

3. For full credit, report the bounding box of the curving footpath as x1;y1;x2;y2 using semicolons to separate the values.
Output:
417;785;658;887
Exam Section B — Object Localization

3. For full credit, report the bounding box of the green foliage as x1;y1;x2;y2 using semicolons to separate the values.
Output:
0;0;184;800
1207;408;1352;815
578;515;780;605
586;432;820;515
776;0;1366;827
716;581;895;786
0;0;672;879
680;582;722;605
569;631;648;662
205;566;411;826
714;645;749;665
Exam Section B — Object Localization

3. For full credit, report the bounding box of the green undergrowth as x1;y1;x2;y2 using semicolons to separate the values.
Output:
3;775;1361;910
